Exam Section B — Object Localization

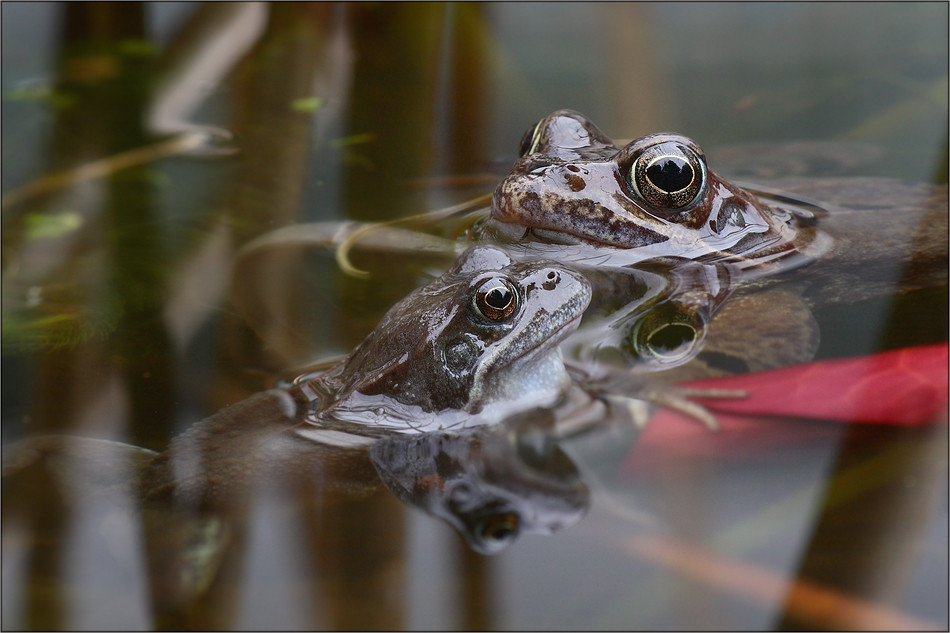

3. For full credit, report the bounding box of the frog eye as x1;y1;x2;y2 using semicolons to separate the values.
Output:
475;512;520;544
639;321;699;361
518;119;544;157
474;278;518;321
629;141;706;210
625;302;707;367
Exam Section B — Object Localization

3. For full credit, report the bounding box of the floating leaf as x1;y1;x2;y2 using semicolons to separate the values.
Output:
23;212;83;240
331;132;376;148
622;344;948;471
686;343;948;425
290;96;324;113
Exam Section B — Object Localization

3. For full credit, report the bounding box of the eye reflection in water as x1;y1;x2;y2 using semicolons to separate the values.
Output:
565;258;735;371
370;409;591;555
0;389;608;624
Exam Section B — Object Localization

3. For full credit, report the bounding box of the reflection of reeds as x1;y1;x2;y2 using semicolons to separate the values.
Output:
1;133;205;209
774;423;949;630
6;5;165;630
332;194;488;278
3;2;177;448
622;532;942;631
595;416;947;630
3;3;944;631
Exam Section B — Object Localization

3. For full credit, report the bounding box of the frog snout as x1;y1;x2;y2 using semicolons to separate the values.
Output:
524;266;592;313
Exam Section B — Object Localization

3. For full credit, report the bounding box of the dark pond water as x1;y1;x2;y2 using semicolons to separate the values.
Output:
2;3;947;630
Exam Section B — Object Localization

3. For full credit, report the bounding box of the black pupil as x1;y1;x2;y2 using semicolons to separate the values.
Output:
647;323;696;356
482;515;518;541
485;286;512;310
486;524;513;540
646;156;693;193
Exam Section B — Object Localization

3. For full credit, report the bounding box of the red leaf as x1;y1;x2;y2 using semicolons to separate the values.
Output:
621;344;948;473
686;343;948;425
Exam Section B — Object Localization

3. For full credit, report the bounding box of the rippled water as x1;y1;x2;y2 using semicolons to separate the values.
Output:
2;3;947;630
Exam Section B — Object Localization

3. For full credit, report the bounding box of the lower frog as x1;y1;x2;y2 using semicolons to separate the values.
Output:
4;245;728;616
124;246;602;510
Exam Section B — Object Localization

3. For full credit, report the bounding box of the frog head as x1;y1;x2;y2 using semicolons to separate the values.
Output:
370;415;589;554
488;109;806;264
330;246;591;422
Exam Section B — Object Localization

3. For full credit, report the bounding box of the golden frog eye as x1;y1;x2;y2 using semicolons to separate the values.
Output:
476;512;520;543
625;302;707;366
518;119;544;157
474;277;518;321
629;141;706;210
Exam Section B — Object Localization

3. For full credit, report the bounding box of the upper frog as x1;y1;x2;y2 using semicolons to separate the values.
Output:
481;110;818;267
307;245;592;432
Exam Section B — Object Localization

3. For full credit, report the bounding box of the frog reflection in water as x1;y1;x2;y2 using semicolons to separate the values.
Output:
369;413;592;555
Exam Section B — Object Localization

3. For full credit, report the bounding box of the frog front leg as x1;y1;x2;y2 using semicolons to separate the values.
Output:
559;362;746;435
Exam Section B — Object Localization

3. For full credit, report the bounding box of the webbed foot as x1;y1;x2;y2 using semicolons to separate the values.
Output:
566;361;746;432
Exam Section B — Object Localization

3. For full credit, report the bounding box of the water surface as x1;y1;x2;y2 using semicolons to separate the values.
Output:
2;3;947;630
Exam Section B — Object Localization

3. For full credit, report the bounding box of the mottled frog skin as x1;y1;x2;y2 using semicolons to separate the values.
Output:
303;245;592;431
477;109;824;272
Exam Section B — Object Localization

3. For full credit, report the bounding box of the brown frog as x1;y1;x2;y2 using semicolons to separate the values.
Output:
473;110;946;377
474;109;827;275
1;247;602;618
241;112;946;378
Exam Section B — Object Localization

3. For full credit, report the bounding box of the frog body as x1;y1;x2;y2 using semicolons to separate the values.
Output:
743;177;948;306
476;109;825;275
4;246;600;583
468;113;944;376
234;111;945;380
652;176;947;380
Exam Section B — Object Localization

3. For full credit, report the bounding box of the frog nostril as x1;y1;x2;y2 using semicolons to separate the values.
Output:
542;270;560;290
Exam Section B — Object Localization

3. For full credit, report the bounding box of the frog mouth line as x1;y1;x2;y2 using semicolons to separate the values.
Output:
466;305;586;414
504;311;585;368
476;307;585;379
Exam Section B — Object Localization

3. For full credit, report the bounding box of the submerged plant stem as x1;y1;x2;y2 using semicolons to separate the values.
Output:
334;192;491;278
1;132;206;209
623;532;942;631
